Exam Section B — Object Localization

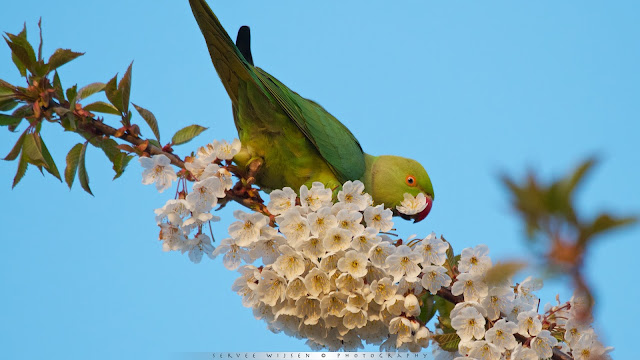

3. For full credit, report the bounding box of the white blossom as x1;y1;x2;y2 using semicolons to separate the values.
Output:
182;212;219;234
300;182;332;211
415;233;449;266
228;210;268;246
307;207;337;237
363;205;394;232
337;180;369;211
201;163;233;190
396;192;427;215
250;236;285;265
403;294;421;317
459;244;492;275
256;269;287;306
184;156;209;179
564;318;594;347
468;340;502;360
211;237;250;270
385;245;423;282
517;310;542;337
300;237;325;261
304;268;331;297
421;265;452;294
451;273;489;302
232;265;260;307
509;345;538;360
485;319;518;350
336;209;365;236
273;245;306;280
213;138;241;160
451;306;486;342
572;334;607;360
184;233;215;263
140;154;177;192
351;227;381;253
186;177;224;212
277;208;311;248
154;199;191;226
267;187;297;215
323;227;353;253
337;250;369;278
159;223;186;251
530;330;558;359
517;276;543;307
368;241;396;268
481;285;515;321
370;277;397;305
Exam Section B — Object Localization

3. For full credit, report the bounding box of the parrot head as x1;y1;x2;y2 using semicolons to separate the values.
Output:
366;155;434;223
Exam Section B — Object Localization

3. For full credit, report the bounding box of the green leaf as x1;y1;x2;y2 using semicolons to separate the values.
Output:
60;113;77;131
432;333;461;352
484;261;527;286
0;79;15;91
563;157;597;196
132;103;160;142
78;141;93;195
171;124;207;145
104;74;123;113
11;104;33;119
83;101;120;116
441;237;457;277
0;114;21;126
66;84;78;107
418;293;437;324
37;18;43;62
22;133;46;167
64;143;83;189
52;71;65;101
148;139;161;148
12;151;28;188
434;295;456;331
4;129;27;160
5;29;37;75
95;138;131;179
47;48;84;72
113;154;133;180
37;135;61;181
77;82;105;101
0;97;18;112
580;213;638;245
118;62;133;115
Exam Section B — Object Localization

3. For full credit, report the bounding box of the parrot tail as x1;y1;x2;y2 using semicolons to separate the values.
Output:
236;26;254;66
188;0;256;104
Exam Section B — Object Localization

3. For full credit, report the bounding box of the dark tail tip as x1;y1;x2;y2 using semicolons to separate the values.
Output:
236;25;254;66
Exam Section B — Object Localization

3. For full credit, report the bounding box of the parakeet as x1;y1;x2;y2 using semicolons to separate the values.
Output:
189;0;434;222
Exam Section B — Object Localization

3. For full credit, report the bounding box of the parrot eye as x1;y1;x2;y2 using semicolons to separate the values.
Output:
405;175;417;187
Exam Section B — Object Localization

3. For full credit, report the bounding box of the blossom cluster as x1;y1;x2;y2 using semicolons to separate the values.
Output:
440;257;610;360
211;179;446;351
142;139;611;359
140;139;241;263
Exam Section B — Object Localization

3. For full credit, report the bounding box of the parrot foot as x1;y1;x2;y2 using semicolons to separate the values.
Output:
247;157;263;178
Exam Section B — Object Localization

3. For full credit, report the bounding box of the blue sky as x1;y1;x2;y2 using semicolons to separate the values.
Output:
1;0;638;358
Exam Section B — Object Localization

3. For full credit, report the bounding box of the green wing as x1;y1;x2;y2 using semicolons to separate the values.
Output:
254;68;366;182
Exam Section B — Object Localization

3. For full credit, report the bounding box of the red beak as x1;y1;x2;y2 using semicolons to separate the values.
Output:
414;195;433;223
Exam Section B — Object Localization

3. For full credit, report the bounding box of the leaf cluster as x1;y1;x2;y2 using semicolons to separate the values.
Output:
1;22;208;194
502;158;636;262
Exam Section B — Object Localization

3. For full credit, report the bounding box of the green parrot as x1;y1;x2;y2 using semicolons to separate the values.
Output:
189;0;434;221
